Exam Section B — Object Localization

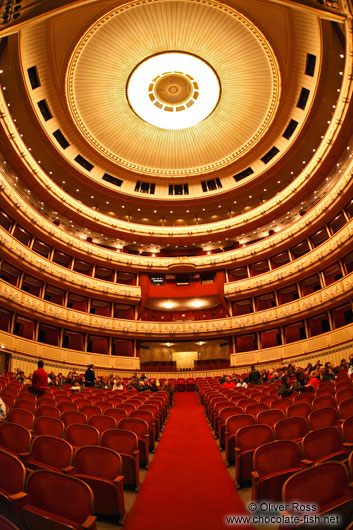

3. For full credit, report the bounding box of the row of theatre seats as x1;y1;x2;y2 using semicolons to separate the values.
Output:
199;372;353;529
0;374;170;529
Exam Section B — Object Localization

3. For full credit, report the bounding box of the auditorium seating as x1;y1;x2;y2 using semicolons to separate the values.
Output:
61;410;88;427
234;424;273;488
7;409;34;430
286;402;311;418
257;408;285;427
308;407;340;430
274;416;309;443
101;428;140;490
64;424;100;450
130;410;156;450
224;414;256;465
104;407;128;423
0;423;31;459
21;469;97;530
118;417;149;468
32;417;65;438
68;445;125;523
301;426;347;465
0;448;27;527
25;435;73;472
252;440;305;502
280;461;353;529
88;414;117;433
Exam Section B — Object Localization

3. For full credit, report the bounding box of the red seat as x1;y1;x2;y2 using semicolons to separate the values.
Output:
61;410;88;427
115;404;136;415
7;409;34;430
32;417;65;438
280;461;353;529
308;407;340;430
37;397;56;407
341;415;353;452
185;378;195;392
286;402;311;418
234;424;273;488
176;378;185;392
57;402;78;413
88;414;116;433
118;418;149;468
0;423;31;459
274;416;309;442
312;395;337;410
139;404;162;437
270;398;292;411
257;408;285;427
252;440;305;502
217;406;243;448
237;398;257;410
101;428;140;490
68;446;125;523
25;435;73;472
21;469;96;530
245;403;269;417
338;397;353;419
336;387;353;403
211;400;231;431
129;410;156;450
104;408;127;423
65;424;100;449
301;426;347;465
92;401;112;412
74;399;92;408
79;405;102;418
225;414;256;465
13;399;36;414
0;448;26;527
294;393;314;404
35;406;60;419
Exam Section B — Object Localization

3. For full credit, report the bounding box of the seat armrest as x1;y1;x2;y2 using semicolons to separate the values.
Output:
133;450;140;457
347;482;353;490
343;442;353;448
113;475;124;486
9;491;28;502
81;515;97;529
300;459;313;466
251;471;259;479
62;465;74;473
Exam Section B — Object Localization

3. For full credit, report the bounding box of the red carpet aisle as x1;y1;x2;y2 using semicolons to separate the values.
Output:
123;393;254;530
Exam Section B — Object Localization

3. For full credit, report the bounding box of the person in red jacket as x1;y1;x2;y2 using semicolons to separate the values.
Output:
29;360;48;396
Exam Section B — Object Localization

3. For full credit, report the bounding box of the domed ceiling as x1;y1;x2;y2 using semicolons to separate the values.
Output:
66;0;280;175
0;0;348;256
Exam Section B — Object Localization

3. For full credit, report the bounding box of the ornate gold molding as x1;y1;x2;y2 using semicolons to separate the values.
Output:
225;216;353;297
0;227;141;301
0;273;352;338
1;160;353;272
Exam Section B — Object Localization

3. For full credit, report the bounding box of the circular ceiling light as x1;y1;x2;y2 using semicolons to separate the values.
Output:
127;52;220;130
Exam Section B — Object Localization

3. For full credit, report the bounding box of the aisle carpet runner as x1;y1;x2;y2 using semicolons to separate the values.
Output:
123;393;254;530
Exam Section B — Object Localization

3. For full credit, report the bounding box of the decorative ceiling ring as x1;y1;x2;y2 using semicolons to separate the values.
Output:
66;0;280;176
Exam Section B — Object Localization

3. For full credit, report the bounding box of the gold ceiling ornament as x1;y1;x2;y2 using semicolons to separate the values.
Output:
66;0;281;176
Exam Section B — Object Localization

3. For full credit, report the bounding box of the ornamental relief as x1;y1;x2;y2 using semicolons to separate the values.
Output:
225;219;353;297
1;163;353;273
0;228;141;300
0;274;352;338
1;211;353;298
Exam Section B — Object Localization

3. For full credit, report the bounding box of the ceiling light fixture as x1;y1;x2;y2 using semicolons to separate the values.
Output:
127;52;220;130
